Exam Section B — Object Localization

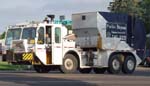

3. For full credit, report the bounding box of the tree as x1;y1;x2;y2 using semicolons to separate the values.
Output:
108;0;143;17
0;32;5;39
66;25;72;30
139;0;150;49
140;0;150;33
108;0;128;13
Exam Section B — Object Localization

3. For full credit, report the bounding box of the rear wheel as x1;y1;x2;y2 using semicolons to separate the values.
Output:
107;54;122;74
34;65;50;73
93;68;106;74
60;54;78;73
122;55;136;74
79;68;92;73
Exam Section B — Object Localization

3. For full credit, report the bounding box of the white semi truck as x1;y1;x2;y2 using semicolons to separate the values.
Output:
3;12;146;74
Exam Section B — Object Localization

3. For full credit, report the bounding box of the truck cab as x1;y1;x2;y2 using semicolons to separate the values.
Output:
7;15;78;73
34;23;68;65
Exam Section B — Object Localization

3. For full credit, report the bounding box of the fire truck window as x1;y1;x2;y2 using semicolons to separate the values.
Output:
5;28;21;45
46;26;51;44
22;27;36;40
55;27;61;43
38;27;44;44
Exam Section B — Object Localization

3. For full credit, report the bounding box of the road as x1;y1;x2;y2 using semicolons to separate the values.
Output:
0;67;150;86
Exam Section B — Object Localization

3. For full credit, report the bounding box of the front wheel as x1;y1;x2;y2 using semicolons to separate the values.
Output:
122;55;136;74
60;54;78;73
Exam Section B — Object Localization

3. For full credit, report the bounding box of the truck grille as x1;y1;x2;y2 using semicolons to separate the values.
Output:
12;40;26;53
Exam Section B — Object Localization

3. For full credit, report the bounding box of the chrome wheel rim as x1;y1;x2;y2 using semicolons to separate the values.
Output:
127;60;135;70
64;58;74;70
112;59;120;70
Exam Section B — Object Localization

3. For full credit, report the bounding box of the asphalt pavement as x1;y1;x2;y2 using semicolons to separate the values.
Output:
0;67;150;86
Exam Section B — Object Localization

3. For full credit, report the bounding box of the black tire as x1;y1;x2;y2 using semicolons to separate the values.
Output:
122;55;136;74
93;68;106;74
107;54;122;74
60;54;78;73
79;68;92;74
34;65;50;73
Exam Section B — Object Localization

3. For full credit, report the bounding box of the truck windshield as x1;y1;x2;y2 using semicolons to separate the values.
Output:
22;27;36;40
5;28;21;45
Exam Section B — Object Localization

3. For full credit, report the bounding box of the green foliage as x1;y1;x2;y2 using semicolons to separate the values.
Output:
0;32;5;39
0;62;29;70
66;25;72;30
108;0;143;17
146;37;150;49
140;0;150;34
145;22;150;34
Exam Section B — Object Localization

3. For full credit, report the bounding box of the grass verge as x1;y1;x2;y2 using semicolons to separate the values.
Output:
0;62;28;70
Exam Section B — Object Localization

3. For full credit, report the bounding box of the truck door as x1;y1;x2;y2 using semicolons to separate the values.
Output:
52;26;63;65
35;26;47;65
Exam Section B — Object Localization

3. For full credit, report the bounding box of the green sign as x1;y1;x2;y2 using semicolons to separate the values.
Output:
54;20;72;25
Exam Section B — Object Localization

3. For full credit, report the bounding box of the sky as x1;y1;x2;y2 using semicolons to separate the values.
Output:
0;0;112;34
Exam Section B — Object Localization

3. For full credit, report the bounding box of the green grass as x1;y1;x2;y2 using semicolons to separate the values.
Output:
0;62;28;70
